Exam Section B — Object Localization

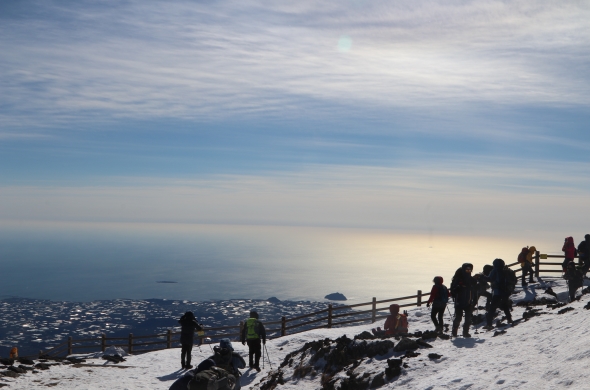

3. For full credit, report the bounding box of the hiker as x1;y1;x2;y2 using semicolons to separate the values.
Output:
564;261;584;302
450;263;477;337
482;258;513;328
475;265;493;311
169;359;237;390
178;311;204;369
426;276;449;333
562;237;577;271
241;310;266;372
518;246;536;286
371;304;409;337
577;234;590;275
209;339;245;389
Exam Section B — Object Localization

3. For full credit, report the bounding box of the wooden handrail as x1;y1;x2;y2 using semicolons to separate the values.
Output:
44;249;563;357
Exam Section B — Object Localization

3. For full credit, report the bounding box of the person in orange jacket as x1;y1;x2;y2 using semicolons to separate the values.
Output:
372;304;408;336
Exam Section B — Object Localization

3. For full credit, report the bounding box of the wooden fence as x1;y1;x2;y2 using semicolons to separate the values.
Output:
39;251;572;358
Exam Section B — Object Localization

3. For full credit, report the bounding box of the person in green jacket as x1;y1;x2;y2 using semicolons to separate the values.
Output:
241;310;266;372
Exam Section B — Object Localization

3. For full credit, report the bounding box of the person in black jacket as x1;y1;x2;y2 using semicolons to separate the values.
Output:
481;258;513;329
178;311;203;369
450;263;477;338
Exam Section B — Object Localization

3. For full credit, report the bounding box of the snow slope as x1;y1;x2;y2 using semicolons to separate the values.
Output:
2;276;589;389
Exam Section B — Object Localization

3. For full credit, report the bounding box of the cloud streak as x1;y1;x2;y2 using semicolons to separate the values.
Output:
1;0;589;129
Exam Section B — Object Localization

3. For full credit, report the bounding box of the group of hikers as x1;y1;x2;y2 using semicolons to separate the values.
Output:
373;235;590;339
171;235;590;389
171;310;266;390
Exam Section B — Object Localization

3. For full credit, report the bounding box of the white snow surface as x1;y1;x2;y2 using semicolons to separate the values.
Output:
3;277;590;389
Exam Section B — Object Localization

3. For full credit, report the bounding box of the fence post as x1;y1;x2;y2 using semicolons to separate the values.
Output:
417;290;422;306
535;251;540;277
372;297;377;323
128;333;133;354
281;316;286;337
67;336;72;356
167;330;172;349
327;304;333;329
101;334;106;352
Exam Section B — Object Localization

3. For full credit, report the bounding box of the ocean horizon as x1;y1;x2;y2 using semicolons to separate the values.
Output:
0;221;569;303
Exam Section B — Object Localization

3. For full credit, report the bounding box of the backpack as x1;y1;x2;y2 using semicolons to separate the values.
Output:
502;266;517;295
450;268;463;299
433;285;449;306
517;248;528;264
395;314;408;334
188;367;236;390
245;318;260;340
211;347;235;375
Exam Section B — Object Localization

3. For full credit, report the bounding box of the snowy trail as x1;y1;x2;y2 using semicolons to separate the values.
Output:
2;277;589;389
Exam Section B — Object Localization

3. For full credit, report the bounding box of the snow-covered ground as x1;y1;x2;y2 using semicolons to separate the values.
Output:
2;276;589;389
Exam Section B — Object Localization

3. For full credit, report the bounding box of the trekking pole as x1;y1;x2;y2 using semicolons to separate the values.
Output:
264;344;273;370
262;344;265;369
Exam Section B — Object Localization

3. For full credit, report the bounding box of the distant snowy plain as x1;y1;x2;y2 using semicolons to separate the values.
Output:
2;276;589;389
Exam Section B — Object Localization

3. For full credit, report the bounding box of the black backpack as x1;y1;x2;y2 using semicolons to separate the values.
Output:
188;367;236;390
502;266;517;295
211;347;238;377
450;268;463;299
433;285;449;306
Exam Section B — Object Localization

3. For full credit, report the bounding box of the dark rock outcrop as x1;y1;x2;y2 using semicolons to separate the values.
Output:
325;293;347;301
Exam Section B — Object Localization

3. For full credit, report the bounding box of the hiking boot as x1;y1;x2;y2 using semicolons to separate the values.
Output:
185;364;193;369
255;366;261;372
462;331;472;338
436;326;443;334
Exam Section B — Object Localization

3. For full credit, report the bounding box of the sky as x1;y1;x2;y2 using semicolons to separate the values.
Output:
1;0;589;237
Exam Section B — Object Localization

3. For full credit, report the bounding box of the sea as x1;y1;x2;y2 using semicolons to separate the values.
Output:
0;221;567;303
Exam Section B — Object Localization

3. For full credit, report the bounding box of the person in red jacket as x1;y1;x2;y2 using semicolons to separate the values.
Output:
562;237;577;271
371;304;408;337
426;276;449;333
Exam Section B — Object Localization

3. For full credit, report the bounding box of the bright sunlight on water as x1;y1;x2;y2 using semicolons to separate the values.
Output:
0;221;568;303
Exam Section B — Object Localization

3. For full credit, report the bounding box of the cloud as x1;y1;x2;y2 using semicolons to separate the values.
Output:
1;159;589;235
1;0;589;129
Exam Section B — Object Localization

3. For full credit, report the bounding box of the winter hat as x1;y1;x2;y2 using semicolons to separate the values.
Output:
483;265;493;276
585;234;590;241
250;310;259;319
433;276;443;284
462;263;474;271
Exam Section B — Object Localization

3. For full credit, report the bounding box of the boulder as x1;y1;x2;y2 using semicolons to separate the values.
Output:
17;357;35;365
393;338;419;352
325;292;347;301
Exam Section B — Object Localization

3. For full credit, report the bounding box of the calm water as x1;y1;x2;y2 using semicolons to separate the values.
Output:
0;221;566;303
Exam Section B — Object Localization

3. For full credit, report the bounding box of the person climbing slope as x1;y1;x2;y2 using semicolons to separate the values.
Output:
482;258;513;329
450;263;477;337
241;310;266;372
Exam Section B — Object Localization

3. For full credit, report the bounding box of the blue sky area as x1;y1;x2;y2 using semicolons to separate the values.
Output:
1;0;589;235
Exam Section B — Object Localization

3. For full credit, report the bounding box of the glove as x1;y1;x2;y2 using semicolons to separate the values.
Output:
426;303;431;308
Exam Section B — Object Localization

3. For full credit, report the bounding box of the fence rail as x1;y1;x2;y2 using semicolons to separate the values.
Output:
40;250;572;358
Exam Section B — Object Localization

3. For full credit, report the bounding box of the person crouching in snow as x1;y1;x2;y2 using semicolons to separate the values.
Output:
371;304;408;337
426;276;449;334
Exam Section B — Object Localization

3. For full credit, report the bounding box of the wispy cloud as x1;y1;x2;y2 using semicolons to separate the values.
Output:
1;159;588;235
1;0;589;129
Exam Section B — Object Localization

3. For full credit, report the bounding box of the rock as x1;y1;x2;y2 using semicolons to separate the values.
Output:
393;338;419;352
35;363;51;370
428;353;442;359
385;365;401;379
584;302;590;310
267;297;281;303
18;357;35;365
8;366;26;374
421;330;438;340
0;359;13;366
66;357;86;364
370;372;385;388
545;287;558;298
0;370;20;378
325;292;347;301
416;339;433;348
493;330;507;337
404;350;420;358
104;345;128;357
18;365;35;371
354;331;375;340
558;307;574;315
